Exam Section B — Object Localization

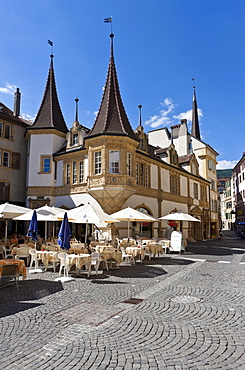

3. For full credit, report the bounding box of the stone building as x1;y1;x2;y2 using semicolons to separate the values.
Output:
0;89;29;206
25;34;215;241
148;88;219;239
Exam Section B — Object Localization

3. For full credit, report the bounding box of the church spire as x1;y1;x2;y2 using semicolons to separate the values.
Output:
31;54;68;133
191;82;201;140
88;34;137;140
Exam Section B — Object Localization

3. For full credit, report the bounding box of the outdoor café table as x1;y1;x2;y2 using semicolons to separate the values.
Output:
36;251;59;270
67;246;89;254
158;239;171;253
126;246;145;261
100;249;122;268
96;245;114;253
147;243;163;256
0;258;27;279
66;253;91;274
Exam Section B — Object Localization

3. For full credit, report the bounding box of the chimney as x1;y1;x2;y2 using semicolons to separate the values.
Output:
13;88;21;116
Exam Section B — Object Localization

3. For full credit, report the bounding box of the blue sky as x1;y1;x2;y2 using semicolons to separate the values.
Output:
0;0;244;169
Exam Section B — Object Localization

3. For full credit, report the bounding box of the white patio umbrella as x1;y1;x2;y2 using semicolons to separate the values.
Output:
0;202;31;243
159;211;201;222
14;205;65;241
56;203;119;246
110;206;157;239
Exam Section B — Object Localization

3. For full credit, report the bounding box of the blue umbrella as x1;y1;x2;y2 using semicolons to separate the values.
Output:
27;210;43;273
27;210;38;242
58;212;71;251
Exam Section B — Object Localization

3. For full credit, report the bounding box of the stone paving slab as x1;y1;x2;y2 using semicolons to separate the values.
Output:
0;252;244;369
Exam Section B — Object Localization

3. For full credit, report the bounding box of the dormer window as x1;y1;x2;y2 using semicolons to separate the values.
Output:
73;132;78;146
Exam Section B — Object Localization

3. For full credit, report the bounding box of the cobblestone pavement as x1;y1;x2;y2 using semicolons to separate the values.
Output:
0;234;245;369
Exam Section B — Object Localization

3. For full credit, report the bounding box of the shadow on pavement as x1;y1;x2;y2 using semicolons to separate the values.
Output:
94;257;194;279
0;279;63;317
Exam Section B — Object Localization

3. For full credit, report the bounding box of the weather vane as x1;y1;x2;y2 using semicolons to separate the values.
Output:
104;16;113;33
47;39;53;56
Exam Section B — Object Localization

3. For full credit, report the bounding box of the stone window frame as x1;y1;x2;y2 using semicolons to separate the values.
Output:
109;150;120;174
39;155;52;174
94;151;102;175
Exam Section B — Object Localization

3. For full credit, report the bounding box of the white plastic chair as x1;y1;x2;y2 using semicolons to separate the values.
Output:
2;246;12;259
29;249;39;269
58;252;69;276
143;247;153;260
120;246;135;265
88;251;101;276
15;246;30;265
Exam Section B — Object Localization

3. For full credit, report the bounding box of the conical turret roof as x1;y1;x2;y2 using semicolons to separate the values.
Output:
88;34;138;141
191;87;201;140
31;55;68;133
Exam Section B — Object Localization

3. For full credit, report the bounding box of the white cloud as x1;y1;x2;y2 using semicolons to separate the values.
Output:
0;83;17;95
145;97;175;128
173;108;203;123
21;113;35;122
217;160;238;170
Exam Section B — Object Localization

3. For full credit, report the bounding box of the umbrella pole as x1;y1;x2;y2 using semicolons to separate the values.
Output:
4;220;8;244
85;220;88;248
45;221;47;244
128;220;130;242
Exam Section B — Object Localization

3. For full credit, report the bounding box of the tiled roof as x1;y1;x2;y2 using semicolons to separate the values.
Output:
87;35;138;141
31;56;68;133
0;102;30;127
178;154;194;164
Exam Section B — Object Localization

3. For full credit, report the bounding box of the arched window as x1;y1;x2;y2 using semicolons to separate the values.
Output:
133;207;153;238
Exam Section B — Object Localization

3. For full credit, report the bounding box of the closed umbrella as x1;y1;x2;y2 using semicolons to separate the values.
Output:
14;205;64;241
110;206;157;239
55;212;74;282
27;210;42;273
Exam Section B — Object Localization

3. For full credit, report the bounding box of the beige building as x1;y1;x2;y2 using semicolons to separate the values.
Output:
148;89;219;239
0;89;29;206
26;34;215;241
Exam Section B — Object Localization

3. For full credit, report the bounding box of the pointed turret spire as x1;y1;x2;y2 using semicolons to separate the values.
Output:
88;34;137;140
32;55;68;133
191;82;201;140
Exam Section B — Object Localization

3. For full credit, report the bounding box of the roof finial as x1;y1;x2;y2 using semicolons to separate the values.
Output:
138;104;142;127
192;78;196;100
47;39;54;58
75;97;79;122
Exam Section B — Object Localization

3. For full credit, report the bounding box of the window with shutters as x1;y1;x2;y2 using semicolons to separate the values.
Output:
4;124;11;139
170;173;180;195
193;183;198;199
12;152;20;170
